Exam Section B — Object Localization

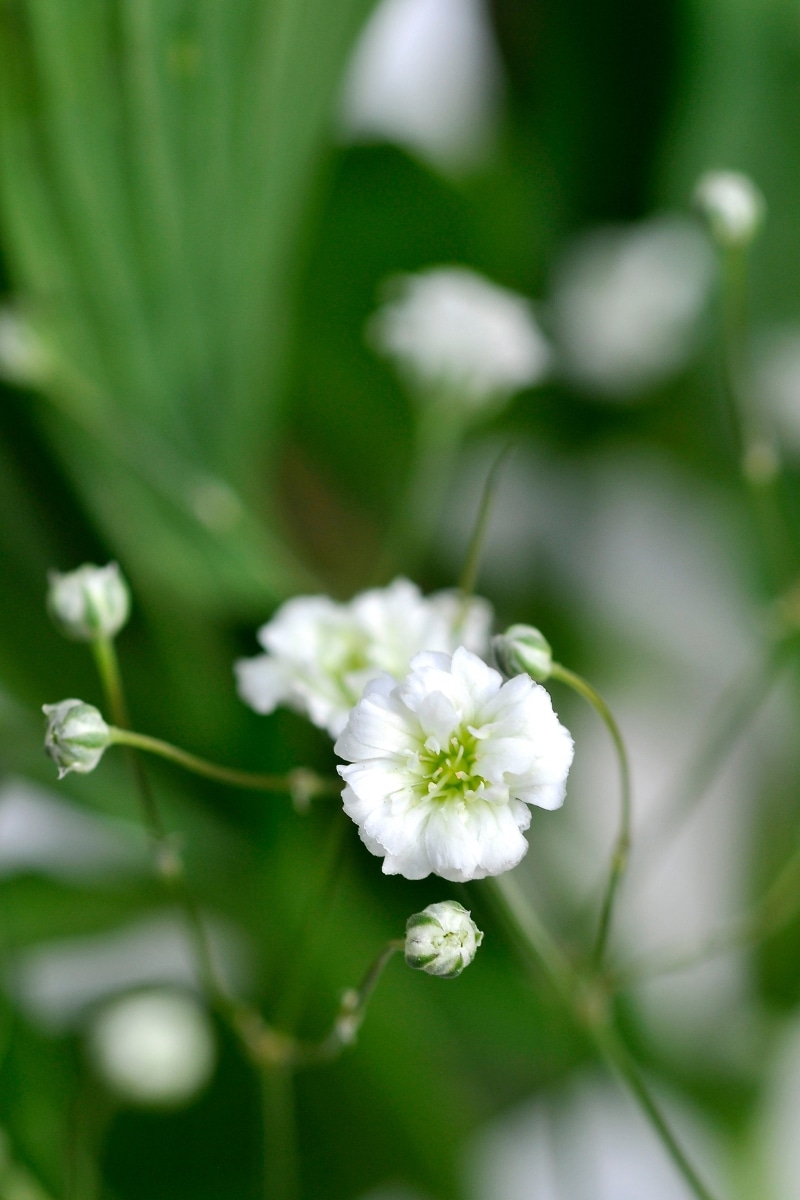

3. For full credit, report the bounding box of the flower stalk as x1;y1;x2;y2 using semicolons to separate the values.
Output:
548;662;631;967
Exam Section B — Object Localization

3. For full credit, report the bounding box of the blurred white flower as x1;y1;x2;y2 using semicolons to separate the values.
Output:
340;0;503;172
236;578;493;738
550;217;714;398
0;779;143;882
694;170;765;248
753;327;800;455
467;1074;725;1200
369;266;550;410
0;308;50;384
47;561;131;642
405;900;483;977
335;647;573;881
88;989;215;1107
6;913;249;1030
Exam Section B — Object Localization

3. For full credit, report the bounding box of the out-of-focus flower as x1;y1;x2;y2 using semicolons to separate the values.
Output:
550;217;713;398
694;170;765;248
340;0;503;172
753;327;800;456
335;647;573;881
0;308;51;384
467;1074;724;1200
368;266;551;411
493;624;553;683
42;700;110;780
405;900;483;977
47;562;131;642
236;578;493;738
88;989;215;1107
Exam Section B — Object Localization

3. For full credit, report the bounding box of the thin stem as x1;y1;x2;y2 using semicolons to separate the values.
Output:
549;663;631;967
487;875;722;1200
718;243;796;590
637;639;787;868
93;637;166;841
592;1023;721;1200
458;441;514;599
374;395;468;580
261;1065;299;1200
107;725;338;799
615;833;800;989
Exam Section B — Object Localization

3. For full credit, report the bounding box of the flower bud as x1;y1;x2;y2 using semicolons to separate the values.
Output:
47;562;131;642
694;170;765;248
492;623;553;682
405;900;483;978
43;699;110;779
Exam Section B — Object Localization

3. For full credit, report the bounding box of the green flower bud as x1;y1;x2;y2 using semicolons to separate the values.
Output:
43;699;110;779
47;562;131;642
405;901;483;979
492;623;553;682
694;170;765;249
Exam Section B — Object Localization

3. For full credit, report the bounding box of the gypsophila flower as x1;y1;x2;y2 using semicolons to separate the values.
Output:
43;700;110;779
235;578;493;738
335;647;574;881
405;900;483;977
694;170;765;248
368;266;550;409
47;562;131;642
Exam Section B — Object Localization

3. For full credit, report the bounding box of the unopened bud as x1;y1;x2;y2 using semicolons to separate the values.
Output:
43;699;110;779
47;562;131;642
492;624;553;682
405;901;483;979
694;170;765;248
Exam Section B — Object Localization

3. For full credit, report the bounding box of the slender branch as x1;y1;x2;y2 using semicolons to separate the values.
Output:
107;725;339;799
458;440;514;600
261;1065;299;1200
549;663;631;967
487;875;722;1200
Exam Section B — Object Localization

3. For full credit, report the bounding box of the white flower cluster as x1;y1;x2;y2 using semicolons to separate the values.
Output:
236;578;492;737
335;647;574;881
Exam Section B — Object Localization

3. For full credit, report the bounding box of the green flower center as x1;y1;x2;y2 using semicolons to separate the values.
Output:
418;728;487;801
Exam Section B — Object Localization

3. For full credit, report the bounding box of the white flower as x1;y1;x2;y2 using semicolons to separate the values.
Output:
694;170;765;248
368;266;550;409
335;647;574;881
550;217;713;399
236;578;493;738
339;0;503;173
405;900;483;977
43;700;111;780
47;562;131;642
88;989;215;1107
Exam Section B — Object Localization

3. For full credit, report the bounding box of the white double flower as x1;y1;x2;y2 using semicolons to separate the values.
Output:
335;647;574;882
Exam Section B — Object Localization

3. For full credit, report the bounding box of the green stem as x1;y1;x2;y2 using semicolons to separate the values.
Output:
107;725;338;799
458;441;514;600
719;243;796;590
261;1065;299;1200
488;875;721;1200
549;663;631;967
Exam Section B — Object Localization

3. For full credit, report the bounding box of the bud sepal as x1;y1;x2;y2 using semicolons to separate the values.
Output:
43;699;111;779
492;623;553;682
405;901;483;979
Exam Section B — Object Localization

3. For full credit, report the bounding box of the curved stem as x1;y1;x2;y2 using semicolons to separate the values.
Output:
458;440;514;600
261;1065;299;1200
488;875;721;1200
107;725;339;799
550;662;631;967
